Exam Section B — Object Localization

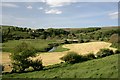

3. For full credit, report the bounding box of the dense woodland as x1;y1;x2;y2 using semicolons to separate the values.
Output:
1;25;120;49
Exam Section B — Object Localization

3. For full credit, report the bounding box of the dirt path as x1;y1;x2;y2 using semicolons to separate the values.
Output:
2;41;117;71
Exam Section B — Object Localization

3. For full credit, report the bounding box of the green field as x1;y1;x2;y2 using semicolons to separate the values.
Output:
2;39;69;53
53;45;70;52
2;39;57;53
2;54;119;78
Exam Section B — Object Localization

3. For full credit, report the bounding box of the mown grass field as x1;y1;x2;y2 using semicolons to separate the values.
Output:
2;54;119;78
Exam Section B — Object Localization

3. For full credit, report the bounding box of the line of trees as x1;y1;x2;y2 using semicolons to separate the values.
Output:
2;26;70;42
2;25;119;43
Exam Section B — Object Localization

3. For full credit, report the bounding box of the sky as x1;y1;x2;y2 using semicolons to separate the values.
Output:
1;1;119;29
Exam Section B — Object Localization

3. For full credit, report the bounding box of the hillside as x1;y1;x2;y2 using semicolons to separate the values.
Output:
2;25;120;53
2;25;119;78
2;25;119;43
2;54;119;78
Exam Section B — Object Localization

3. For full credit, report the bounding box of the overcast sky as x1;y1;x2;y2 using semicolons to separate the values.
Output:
1;1;119;29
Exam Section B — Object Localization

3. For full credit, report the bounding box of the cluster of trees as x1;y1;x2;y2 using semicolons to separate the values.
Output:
2;25;119;44
2;26;32;42
76;29;119;42
74;27;101;33
2;26;70;42
30;28;70;39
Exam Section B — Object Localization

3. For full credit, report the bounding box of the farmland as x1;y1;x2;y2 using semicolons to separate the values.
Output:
1;41;117;72
34;41;117;66
1;2;120;79
1;25;119;78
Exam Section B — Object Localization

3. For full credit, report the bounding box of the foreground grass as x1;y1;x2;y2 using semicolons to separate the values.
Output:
2;54;119;78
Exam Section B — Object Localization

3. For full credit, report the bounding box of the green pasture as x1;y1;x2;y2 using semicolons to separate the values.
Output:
2;54;119;78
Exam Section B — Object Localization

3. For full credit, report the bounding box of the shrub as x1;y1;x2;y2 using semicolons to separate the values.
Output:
11;42;42;72
60;52;83;64
78;39;84;43
109;34;119;43
84;53;96;60
99;38;104;41
83;39;90;43
29;59;43;71
96;48;114;58
115;49;120;54
12;61;29;72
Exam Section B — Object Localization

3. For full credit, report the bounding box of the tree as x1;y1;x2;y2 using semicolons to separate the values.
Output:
11;42;43;72
2;27;11;42
36;29;44;32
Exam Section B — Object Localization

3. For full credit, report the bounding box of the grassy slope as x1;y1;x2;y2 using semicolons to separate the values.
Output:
3;54;119;78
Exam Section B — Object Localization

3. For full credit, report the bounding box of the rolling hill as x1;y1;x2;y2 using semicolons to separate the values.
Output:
2;54;119;78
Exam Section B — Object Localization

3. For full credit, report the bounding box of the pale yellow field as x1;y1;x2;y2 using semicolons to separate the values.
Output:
1;52;11;64
1;52;12;72
1;41;117;72
33;41;117;66
63;41;117;55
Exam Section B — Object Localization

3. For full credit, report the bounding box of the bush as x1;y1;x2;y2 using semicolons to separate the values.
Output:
109;34;119;43
96;48;114;58
11;42;42;73
115;49;120;54
12;61;29;72
30;59;43;71
84;53;96;60
60;52;83;64
83;39;90;43
78;39;84;43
